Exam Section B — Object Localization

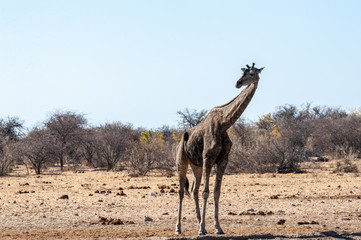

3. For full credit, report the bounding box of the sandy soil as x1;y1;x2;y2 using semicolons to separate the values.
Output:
1;160;361;239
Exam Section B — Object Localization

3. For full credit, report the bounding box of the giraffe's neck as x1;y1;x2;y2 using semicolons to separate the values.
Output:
215;82;258;131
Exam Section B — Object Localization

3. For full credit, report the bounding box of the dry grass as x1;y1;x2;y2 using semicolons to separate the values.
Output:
1;159;361;239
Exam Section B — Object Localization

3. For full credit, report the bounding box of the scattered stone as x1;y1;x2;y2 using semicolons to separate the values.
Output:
116;191;126;196
277;219;286;225
74;213;79;216
11;213;17;216
72;200;77;203
298;221;319;225
9;201;17;205
144;216;153;222
17;190;30;194
162;212;169;215
59;195;69;200
99;217;124;225
320;201;325;203
341;217;351;221
119;187;124;190
228;211;237;215
150;192;161;196
89;194;93;196
270;195;279;199
40;215;46;218
98;199;103;202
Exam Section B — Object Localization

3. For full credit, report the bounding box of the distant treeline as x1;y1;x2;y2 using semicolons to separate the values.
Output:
0;104;360;176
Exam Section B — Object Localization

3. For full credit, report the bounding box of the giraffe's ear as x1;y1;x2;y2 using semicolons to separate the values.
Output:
258;67;265;73
241;68;246;72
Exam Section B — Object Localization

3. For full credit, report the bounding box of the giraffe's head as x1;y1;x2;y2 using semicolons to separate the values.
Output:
235;63;264;88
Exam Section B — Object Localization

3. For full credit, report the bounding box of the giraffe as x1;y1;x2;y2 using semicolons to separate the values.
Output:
175;63;264;235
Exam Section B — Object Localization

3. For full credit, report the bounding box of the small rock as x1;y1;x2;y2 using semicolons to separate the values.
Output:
341;217;351;221
144;216;153;222
256;218;260;221
277;219;286;225
247;208;255;212
329;196;333;199
72;200;77;203
320;201;325;203
59;195;69;200
11;213;17;216
74;213;79;216
162;212;169;215
150;192;161;197
270;195;279;199
40;215;46;218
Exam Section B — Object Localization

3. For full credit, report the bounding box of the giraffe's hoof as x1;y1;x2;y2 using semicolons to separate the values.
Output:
198;229;207;235
216;229;225;234
175;231;181;235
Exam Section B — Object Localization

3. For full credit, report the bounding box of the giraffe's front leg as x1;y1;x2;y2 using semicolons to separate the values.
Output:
198;159;212;235
214;138;231;234
214;162;227;234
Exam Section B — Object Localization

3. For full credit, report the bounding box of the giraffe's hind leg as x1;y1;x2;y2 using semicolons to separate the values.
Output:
190;163;202;224
175;148;189;235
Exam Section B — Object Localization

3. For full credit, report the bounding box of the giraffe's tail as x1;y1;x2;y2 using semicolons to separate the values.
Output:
185;177;190;197
184;177;195;198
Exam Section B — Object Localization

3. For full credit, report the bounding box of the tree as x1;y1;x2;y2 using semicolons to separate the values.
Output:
19;129;53;174
44;111;87;171
177;108;208;129
96;122;138;170
0;117;23;176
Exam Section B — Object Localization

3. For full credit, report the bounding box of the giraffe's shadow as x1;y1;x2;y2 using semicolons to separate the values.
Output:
168;230;361;240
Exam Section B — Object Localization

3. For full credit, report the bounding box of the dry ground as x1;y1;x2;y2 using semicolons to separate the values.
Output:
1;159;361;239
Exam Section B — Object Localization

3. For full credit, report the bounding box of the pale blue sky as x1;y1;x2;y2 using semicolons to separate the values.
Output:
1;1;360;129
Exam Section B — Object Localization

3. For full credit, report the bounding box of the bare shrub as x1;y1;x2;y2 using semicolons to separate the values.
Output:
96;122;138;170
0;117;23;176
177;108;207;129
0;139;15;176
44;111;87;171
19;129;53;174
333;159;359;174
79;128;99;167
127;129;174;176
